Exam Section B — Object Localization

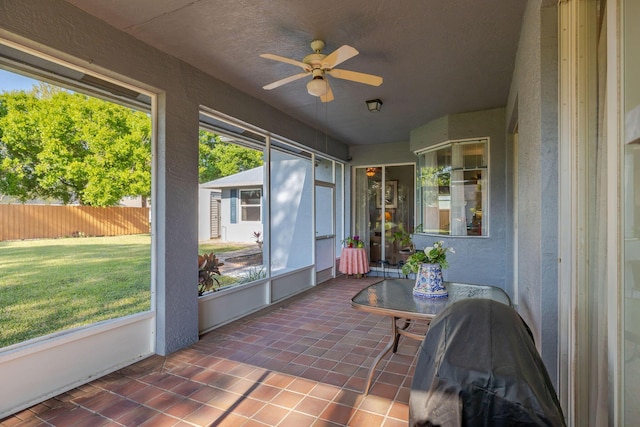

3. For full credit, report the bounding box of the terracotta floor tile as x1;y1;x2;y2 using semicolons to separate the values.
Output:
308;383;340;401
263;372;295;389
368;381;401;400
358;394;392;416
46;407;94;426
2;277;421;426
270;389;305;409
148;393;188;412
170;379;203;398
183;404;225;425
348;409;386;426
164;397;202;418
138;412;180;427
242;419;271;427
318;402;355;425
230;396;266;418
383;416;409;427
250;383;282;402
301;366;329;382
278;410;317;427
294;396;330;417
252;403;290;425
127;385;166;404
388;401;409;420
322;371;350;388
101;399;140;421
116;405;161;426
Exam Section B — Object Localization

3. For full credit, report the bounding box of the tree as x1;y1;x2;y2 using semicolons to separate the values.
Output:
198;130;263;183
0;84;151;206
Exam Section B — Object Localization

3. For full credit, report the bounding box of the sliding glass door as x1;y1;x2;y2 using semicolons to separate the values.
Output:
353;164;415;268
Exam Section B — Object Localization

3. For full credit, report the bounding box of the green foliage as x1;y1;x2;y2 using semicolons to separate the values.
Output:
388;223;413;249
401;240;455;275
198;129;263;183
0;234;152;347
237;266;267;284
0;236;259;347
0;85;263;203
0;84;151;206
198;252;224;296
342;235;364;248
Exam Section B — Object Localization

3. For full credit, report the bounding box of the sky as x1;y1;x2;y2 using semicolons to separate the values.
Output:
0;69;40;92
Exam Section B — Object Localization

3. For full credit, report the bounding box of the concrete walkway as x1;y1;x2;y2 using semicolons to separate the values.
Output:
213;245;264;278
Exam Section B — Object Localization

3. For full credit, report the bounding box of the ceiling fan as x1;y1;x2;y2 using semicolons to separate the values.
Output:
260;39;383;102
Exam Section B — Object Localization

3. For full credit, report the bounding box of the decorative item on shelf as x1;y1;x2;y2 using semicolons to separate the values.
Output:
342;235;365;248
401;241;455;299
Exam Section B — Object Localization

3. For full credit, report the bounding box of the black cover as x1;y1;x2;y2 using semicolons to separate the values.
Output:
409;299;565;426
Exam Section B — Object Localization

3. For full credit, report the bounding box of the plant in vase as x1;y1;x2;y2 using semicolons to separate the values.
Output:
342;235;364;248
402;241;454;298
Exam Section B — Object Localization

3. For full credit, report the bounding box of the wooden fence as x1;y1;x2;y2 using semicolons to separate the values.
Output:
0;204;150;241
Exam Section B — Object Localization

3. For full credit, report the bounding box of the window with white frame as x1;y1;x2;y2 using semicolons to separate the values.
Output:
240;189;261;221
417;138;488;236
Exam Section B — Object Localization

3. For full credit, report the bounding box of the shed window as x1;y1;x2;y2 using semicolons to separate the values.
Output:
240;189;261;221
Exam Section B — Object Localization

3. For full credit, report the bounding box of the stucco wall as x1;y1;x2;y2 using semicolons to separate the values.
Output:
505;0;559;386
409;108;509;290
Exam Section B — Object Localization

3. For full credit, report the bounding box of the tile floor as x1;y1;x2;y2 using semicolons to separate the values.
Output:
1;276;429;426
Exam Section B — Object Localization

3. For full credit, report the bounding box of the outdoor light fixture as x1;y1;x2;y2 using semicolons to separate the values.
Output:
366;99;383;112
366;167;377;177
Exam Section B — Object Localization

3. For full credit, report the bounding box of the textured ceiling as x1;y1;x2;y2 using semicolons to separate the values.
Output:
65;0;526;146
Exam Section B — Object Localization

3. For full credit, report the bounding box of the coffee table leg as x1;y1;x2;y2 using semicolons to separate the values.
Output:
364;316;399;395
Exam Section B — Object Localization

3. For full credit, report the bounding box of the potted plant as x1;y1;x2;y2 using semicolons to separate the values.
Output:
342;235;364;248
402;240;454;299
388;224;415;261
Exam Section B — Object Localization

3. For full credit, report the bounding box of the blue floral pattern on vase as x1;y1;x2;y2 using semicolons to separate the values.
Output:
413;263;448;298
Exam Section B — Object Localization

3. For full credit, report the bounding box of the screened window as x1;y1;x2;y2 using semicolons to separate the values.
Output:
0;63;153;348
240;189;261;221
417;138;488;236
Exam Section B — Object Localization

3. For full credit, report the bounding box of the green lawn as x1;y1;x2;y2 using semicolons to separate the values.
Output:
0;235;249;348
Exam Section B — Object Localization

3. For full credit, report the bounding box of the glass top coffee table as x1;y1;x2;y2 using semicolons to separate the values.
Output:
351;278;511;394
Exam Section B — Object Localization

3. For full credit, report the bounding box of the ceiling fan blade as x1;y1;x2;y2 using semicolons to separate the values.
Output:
320;82;334;103
322;45;359;69
327;69;383;86
260;53;311;71
263;72;309;90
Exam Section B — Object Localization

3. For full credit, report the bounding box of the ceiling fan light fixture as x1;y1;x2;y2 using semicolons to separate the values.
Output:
366;99;383;112
307;76;328;97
